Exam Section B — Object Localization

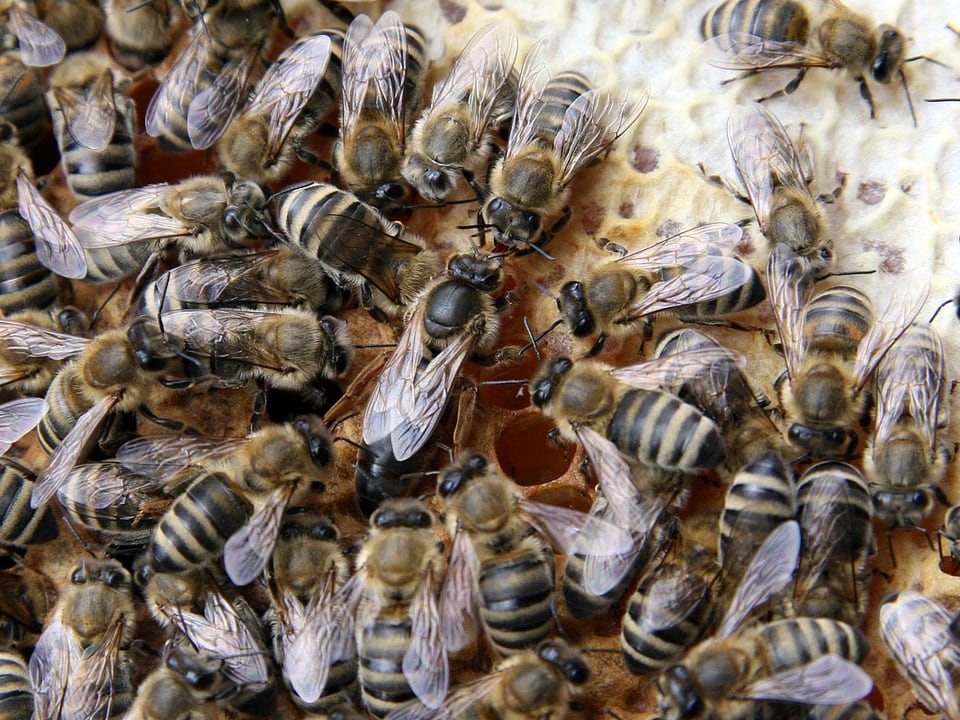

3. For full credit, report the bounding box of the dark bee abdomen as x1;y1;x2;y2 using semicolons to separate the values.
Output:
354;437;430;517
295;655;358;713
56;100;137;200
402;25;427;120
672;264;766;321
0;459;58;547
0;210;56;313
608;389;725;471
479;551;554;655
758;617;868;671
700;0;811;43
0;57;45;148
535;71;592;144
803;285;872;356
798;461;872;557
150;471;251;573
0;650;32;720
360;612;414;718
38;367;90;454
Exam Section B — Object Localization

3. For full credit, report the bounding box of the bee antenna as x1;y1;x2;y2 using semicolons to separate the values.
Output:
926;97;960;102
334;435;363;450
900;69;918;128
904;54;951;69
266;181;313;203
435;441;454;464
928;297;955;323
518;317;561;358
124;0;155;11
354;343;398;349
525;241;556;261
90;282;122;328
456;223;481;230
416;491;437;502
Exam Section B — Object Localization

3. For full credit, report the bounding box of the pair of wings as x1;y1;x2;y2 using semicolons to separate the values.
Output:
767;242;929;388
49;68;119;153
0;396;46;455
7;5;65;67
15;173;87;279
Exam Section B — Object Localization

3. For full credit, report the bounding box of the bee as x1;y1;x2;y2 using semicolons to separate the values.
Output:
102;0;181;70
266;512;356;712
69;175;275;283
0;309;91;398
383;638;590;720
480;42;642;252
34;0;104;52
0;53;45;147
767;242;928;457
353;435;434;517
0;456;58;550
725;103;834;274
0;650;32;718
794;461;873;626
362;252;506;464
704;0;924;122
274;182;443;319
28;558;136;720
218;31;344;186
0;3;65;67
334;11;428;211
45;53;137;201
401;22;518;204
437;451;632;656
557;223;761;356
879;591;960;720
0;396;46;453
337;498;447;717
865;324;950;537
656;521;874;720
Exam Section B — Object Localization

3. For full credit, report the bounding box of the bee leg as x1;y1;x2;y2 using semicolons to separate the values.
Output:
295;145;333;172
586;333;607;357
461;169;486;204
137;404;190;432
856;76;877;119
755;68;809;104
697;162;750;205
249;377;267;433
539;207;572;249
266;0;294;38
720;69;761;87
317;0;356;24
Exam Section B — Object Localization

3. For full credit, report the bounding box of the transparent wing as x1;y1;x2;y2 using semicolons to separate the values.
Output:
766;242;814;379
158;252;281;306
638;565;714;632
160;308;286;371
718;520;800;638
188;46;262;149
504;41;550;159
29;621;78;720
0;318;91;359
624;256;756;319
438;527;480;652
116;433;247;486
0;397;47;454
16;173;87;279
742;655;872;704
706;32;833;72
57;462;166;512
223;485;292;586
522;494;634;558
63;619;125;720
145;29;209;137
611;346;747;391
9;6;65;67
403;569;449;709
70;185;188;249
384;669;508;720
616;222;745;271
52;70;117;151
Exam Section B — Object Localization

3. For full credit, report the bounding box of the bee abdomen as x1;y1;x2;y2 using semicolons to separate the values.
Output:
758;618;868;672
0;57;45;148
700;0;811;43
0;210;56;313
38;368;89;454
673;266;766;321
81;240;155;283
479;552;554;655
0;650;32;719
803;285;873;355
59;113;137;200
0;459;58;547
609;389;725;471
360;614;414;718
798;461;872;554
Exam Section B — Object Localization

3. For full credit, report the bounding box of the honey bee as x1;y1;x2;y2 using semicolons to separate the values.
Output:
437;451;632;656
0;396;46;453
0;649;32;719
794;461;873;626
336;498;447;717
45;53;137;201
725;103;834;274
362;252;505;464
0;53;45;147
0;3;65;67
68;175;274;282
557;223;761;356
879;591;960;719
102;0;181;71
28;558;136;720
0;456;58;549
703;0;922;123
274;182;443;319
218;31;344;186
767;242;928;457
0;309;90;397
401;22;518;203
33;0;104;52
334;11;427;211
266;512;356;711
383;638;590;720
481;42;642;252
656;521;874;720
865;324;950;537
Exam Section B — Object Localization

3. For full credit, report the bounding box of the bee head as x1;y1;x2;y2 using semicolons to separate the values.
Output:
438;451;489;497
558;281;595;337
872;25;907;84
658;665;704;720
530;357;573;408
447;252;504;291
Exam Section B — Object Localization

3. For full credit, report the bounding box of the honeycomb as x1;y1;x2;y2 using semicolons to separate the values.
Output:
4;0;960;717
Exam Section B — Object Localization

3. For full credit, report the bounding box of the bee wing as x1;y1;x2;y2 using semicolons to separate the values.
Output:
616;222;745;272
705;32;833;72
384;669;507;720
439;526;481;653
159;252;278;306
555;88;646;186
638;566;715;632
624;256;756;319
718;520;800;638
504;40;550;158
116;433;247;486
611;346;747;391
52;70;117;151
65;619;126;720
575;425;637;528
160;308;279;370
223;485;292;586
8;6;65;67
145;28;209;137
521;494;634;558
336;565;373;645
70;185;188;248
0;318;91;359
31;393;119;509
403;569;449;709
341;11;407;146
742;655;872;704
852;272;929;392
766;242;814;379
57;462;166;511
244;35;332;159
188;45;262;149
0;397;46;454
15;174;87;279
29;620;79;720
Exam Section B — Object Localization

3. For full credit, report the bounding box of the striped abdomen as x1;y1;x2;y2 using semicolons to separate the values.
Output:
0;210;56;313
359;609;414;718
0;650;32;720
803;285;873;357
757;617;869;672
608;388;725;471
669;263;766;322
0;458;58;547
700;0;811;43
533;71;592;145
38;366;91;454
82;238;156;283
479;549;555;656
0;56;45;148
149;471;252;573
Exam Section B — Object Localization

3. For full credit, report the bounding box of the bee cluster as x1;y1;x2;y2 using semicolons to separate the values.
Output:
0;0;958;718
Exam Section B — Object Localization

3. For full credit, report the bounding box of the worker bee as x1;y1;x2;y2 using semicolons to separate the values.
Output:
45;53;137;201
402;22;518;203
274;182;443;319
28;558;136;720
0;4;65;67
334;498;446;716
558;223;761;356
383;638;590;720
0;649;32;718
703;0;922;123
102;0;181;70
33;0;103;53
69;175;274;283
266;512;357;711
218;31;344;186
879;591;960;720
0;53;45;147
0;396;46;453
767;242;928;457
725;104;834;274
437;451;632;655
656;521;874;720
334;11;427;211
794;461;873;626
0;456;58;550
362;252;506;464
481;42;642;252
865;324;951;537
